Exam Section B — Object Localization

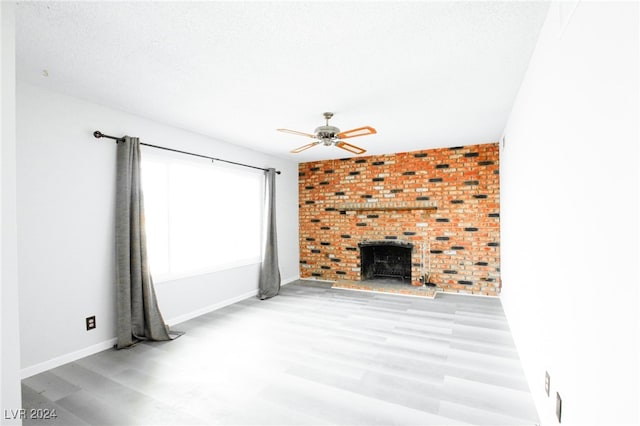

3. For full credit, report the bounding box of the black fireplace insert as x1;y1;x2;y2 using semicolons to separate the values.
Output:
358;240;413;283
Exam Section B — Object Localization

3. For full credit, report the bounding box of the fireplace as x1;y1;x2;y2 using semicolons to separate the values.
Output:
358;240;413;283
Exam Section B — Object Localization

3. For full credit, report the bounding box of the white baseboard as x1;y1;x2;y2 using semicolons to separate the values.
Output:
168;275;299;326
281;275;300;286
21;338;117;379
21;275;302;380
166;289;258;326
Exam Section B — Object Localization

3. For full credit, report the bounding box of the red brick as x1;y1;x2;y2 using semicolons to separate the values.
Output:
298;143;500;295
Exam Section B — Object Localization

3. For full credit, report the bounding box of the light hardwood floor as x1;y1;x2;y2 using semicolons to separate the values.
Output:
22;280;539;425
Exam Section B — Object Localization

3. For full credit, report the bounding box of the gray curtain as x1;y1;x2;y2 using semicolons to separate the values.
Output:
257;168;281;300
115;136;173;349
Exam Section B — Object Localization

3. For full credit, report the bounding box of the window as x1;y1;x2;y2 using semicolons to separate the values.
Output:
140;149;264;281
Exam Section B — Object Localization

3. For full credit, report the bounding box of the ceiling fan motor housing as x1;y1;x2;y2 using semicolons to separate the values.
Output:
315;125;341;145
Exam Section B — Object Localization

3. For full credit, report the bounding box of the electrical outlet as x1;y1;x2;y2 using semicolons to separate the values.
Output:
556;392;562;423
86;316;96;330
545;371;550;396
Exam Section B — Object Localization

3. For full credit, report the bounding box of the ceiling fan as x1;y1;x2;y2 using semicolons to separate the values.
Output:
278;112;376;154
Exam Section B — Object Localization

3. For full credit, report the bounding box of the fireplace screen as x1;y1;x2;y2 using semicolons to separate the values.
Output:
359;240;413;283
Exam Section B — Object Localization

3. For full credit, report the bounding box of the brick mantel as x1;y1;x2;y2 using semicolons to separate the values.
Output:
337;201;437;211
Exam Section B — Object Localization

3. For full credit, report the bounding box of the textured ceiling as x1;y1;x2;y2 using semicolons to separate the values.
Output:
16;1;549;162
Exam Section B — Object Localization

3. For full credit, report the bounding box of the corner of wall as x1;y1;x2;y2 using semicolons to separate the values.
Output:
1;0;24;419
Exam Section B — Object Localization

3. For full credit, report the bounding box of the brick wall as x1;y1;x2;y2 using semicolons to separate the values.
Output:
298;142;500;295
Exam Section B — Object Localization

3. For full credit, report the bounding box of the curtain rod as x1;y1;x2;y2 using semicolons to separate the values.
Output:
93;131;281;175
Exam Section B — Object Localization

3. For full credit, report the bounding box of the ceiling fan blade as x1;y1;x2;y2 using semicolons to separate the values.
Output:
337;126;377;139
277;128;317;138
291;141;321;153
336;141;366;155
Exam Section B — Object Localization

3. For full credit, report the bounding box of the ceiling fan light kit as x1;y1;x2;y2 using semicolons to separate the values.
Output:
278;112;376;154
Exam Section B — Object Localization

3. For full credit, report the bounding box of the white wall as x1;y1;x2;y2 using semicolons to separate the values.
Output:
16;81;299;376
1;1;23;423
500;2;638;425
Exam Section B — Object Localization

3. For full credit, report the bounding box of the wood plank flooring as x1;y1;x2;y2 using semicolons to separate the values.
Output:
22;280;539;425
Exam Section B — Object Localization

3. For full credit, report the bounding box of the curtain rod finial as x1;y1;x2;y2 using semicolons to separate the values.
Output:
93;131;103;139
